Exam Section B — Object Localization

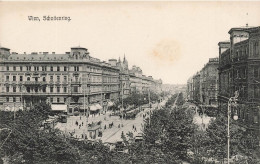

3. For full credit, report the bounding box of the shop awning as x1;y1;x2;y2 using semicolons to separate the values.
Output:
90;104;98;111
107;101;114;107
51;105;67;112
95;104;102;110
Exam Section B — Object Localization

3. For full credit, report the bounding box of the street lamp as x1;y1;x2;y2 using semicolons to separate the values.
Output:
227;91;239;164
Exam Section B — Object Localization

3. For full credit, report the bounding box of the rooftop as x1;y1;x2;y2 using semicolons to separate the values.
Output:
228;25;256;34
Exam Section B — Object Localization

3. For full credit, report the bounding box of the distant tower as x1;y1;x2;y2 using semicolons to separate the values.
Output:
123;54;128;70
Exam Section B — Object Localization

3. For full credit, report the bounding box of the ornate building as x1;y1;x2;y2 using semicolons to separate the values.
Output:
218;26;260;132
0;46;120;113
129;65;162;94
199;57;219;106
115;55;130;98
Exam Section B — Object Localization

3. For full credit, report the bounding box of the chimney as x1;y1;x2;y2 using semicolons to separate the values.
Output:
43;52;48;54
65;52;70;54
52;52;55;54
24;52;26;54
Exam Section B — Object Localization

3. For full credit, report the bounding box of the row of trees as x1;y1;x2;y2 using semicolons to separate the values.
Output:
190;112;260;163
115;91;160;109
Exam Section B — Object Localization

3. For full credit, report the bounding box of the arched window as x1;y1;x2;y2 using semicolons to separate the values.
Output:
27;77;30;81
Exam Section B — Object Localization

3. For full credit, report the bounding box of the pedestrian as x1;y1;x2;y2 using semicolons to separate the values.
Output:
118;124;120;128
135;127;137;132
133;125;134;130
104;125;106;130
82;122;83;126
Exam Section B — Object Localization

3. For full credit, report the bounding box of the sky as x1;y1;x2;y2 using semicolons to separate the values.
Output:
0;2;260;84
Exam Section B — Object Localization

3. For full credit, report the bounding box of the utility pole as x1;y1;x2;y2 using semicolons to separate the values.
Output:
122;81;124;109
148;88;151;108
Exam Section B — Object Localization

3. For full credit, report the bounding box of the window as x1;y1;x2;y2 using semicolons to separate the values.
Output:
63;87;67;93
64;98;66;102
57;98;60;103
64;66;67;71
6;86;9;92
35;87;38;93
43;86;46;93
43;77;46;82
6;76;9;81
254;85;260;98
51;66;53;71
254;41;259;55
6;97;9;102
74;66;79;71
26;66;31;71
42;66;47;71
13;76;16;81
50;76;53;81
27;77;30;81
57;87;60;93
50;98;53;103
57;76;60;82
13;87;16;92
34;66;39;71
50;86;53;93
254;66;259;78
26;87;30;93
35;77;38;82
64;76;67;81
57;66;60;71
20;76;23;81
13;97;16;102
6;66;9;71
74;86;78;92
13;66;16;71
19;86;22;92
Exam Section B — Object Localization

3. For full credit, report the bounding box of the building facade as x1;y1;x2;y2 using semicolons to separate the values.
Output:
0;47;163;112
129;65;162;94
0;47;120;113
199;58;219;106
218;26;260;131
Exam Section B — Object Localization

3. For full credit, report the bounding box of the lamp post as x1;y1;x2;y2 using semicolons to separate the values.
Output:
227;91;239;164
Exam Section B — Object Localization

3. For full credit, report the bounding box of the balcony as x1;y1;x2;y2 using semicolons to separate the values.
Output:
71;81;81;85
23;81;47;86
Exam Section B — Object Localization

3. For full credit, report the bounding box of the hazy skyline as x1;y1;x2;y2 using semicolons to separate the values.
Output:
1;2;260;84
